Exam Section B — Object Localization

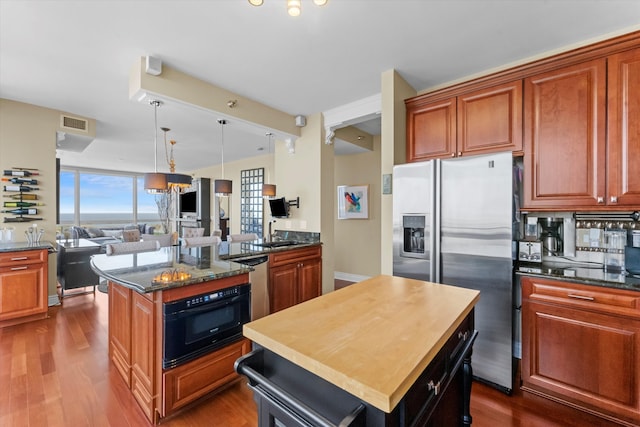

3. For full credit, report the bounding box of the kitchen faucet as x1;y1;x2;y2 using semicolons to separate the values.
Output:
267;219;276;242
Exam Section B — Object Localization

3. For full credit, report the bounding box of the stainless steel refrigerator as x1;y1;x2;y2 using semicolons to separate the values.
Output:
393;152;514;393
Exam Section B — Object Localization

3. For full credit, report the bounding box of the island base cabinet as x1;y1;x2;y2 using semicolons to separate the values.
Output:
521;277;640;427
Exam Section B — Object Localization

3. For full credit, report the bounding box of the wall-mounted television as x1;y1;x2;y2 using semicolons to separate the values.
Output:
179;191;197;216
268;197;290;218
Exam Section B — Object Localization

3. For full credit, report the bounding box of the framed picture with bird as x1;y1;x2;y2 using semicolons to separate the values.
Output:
337;185;369;219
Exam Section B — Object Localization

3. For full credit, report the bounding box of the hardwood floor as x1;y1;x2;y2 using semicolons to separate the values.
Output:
0;288;623;426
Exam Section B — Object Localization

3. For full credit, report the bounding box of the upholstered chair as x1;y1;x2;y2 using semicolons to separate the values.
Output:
181;235;222;247
122;229;141;242
182;227;205;238
105;240;160;255
141;233;172;247
227;233;259;243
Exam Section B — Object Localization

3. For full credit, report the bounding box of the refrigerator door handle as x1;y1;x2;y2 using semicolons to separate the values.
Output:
432;159;441;283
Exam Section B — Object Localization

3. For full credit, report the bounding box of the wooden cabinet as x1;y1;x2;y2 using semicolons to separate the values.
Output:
108;276;250;424
607;47;640;206
523;49;640;210
521;276;640;427
406;80;522;162
0;249;48;327
268;246;322;313
523;59;607;209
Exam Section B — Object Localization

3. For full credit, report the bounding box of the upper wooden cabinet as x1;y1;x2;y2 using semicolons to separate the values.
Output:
523;48;640;210
523;58;607;210
406;80;522;162
607;47;640;207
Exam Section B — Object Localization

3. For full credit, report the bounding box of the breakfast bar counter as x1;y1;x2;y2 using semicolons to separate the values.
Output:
237;275;480;426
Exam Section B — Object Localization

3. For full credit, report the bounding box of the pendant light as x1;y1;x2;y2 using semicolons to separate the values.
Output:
161;127;192;191
144;100;168;194
214;119;232;196
262;132;276;198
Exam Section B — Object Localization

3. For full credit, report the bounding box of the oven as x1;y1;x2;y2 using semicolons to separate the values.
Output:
163;283;251;369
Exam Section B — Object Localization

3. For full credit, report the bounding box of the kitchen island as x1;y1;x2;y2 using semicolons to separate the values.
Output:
236;275;480;426
91;244;255;424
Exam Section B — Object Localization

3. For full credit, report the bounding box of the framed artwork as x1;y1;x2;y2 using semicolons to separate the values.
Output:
337;185;369;219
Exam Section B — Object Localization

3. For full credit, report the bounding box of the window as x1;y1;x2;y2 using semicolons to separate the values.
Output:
58;168;161;226
240;168;264;236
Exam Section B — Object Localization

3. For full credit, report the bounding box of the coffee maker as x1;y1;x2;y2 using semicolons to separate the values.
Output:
538;217;564;256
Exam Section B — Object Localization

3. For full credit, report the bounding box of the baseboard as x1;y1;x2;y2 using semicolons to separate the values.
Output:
334;272;370;283
48;294;61;306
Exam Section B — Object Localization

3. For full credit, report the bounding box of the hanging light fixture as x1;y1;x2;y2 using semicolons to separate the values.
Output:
214;119;232;196
247;0;328;16
144;100;168;194
262;132;277;198
161;127;192;191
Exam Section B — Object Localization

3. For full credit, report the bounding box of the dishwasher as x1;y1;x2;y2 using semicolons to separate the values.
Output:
234;255;269;320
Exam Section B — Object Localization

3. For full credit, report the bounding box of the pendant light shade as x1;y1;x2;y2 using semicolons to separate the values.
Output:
262;183;276;197
215;119;232;196
144;100;168;193
167;173;192;188
215;179;233;195
144;172;168;194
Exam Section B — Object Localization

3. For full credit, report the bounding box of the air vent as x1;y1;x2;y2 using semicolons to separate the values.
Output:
60;115;89;133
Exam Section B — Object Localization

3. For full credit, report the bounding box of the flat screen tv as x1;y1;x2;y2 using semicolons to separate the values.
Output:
179;191;197;215
268;197;289;218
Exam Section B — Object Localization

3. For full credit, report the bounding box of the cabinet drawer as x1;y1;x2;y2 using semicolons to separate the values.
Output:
446;313;474;365
269;246;321;267
0;249;47;267
522;276;640;318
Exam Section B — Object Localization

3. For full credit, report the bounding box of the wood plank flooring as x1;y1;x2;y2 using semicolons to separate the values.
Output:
0;287;622;426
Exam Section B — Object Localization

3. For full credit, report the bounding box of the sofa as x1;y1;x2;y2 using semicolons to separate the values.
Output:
67;224;159;248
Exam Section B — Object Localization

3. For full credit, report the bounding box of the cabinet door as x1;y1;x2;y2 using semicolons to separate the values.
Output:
522;277;640;426
130;291;156;422
0;263;46;321
523;58;607;209
269;263;298;313
406;97;457;162
457;80;523;156
298;258;321;304
607;47;640;207
109;282;132;386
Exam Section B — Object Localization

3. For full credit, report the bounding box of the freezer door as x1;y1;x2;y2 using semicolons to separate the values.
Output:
440;152;514;393
392;162;434;282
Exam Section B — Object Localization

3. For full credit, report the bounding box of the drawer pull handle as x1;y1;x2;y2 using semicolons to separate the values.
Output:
458;331;469;341
10;257;28;261
568;294;595;301
427;380;441;396
10;266;28;271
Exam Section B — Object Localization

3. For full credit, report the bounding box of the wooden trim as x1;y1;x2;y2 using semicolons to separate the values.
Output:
160;273;249;303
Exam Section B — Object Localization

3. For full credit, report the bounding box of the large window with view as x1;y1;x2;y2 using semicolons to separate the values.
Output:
58;168;162;227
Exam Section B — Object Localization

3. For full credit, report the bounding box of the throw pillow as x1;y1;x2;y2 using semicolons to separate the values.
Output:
101;229;123;239
87;227;104;238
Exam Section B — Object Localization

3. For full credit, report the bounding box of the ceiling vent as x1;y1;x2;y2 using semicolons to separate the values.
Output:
60;114;89;133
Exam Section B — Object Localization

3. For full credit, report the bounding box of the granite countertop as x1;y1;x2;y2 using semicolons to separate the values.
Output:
516;261;640;291
243;275;480;413
0;241;56;253
90;239;321;293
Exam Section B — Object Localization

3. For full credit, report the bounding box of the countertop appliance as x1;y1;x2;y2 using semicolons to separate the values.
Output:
393;152;515;393
162;283;250;369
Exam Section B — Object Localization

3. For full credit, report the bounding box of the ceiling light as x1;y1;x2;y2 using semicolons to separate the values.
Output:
161;128;192;191
144;100;168;194
214;119;232;196
248;0;328;16
262;132;276;198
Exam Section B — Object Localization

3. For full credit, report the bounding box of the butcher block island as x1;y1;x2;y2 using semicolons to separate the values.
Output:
237;275;480;426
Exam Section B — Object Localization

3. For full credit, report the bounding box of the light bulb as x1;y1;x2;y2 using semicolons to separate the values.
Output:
287;0;301;16
313;0;327;5
248;0;263;5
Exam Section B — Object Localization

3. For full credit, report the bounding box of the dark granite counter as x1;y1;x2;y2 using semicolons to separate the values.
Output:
0;241;56;253
516;261;640;292
91;239;322;293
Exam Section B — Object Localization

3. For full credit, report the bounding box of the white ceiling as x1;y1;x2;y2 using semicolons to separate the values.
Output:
1;0;639;173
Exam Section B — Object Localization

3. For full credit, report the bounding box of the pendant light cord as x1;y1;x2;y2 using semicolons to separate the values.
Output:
219;119;226;179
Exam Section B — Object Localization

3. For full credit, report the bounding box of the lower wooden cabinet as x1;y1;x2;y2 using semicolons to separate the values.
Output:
521;276;640;427
0;249;48;327
268;246;322;313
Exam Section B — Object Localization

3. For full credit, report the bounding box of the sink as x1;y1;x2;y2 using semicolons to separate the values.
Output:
255;240;298;248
